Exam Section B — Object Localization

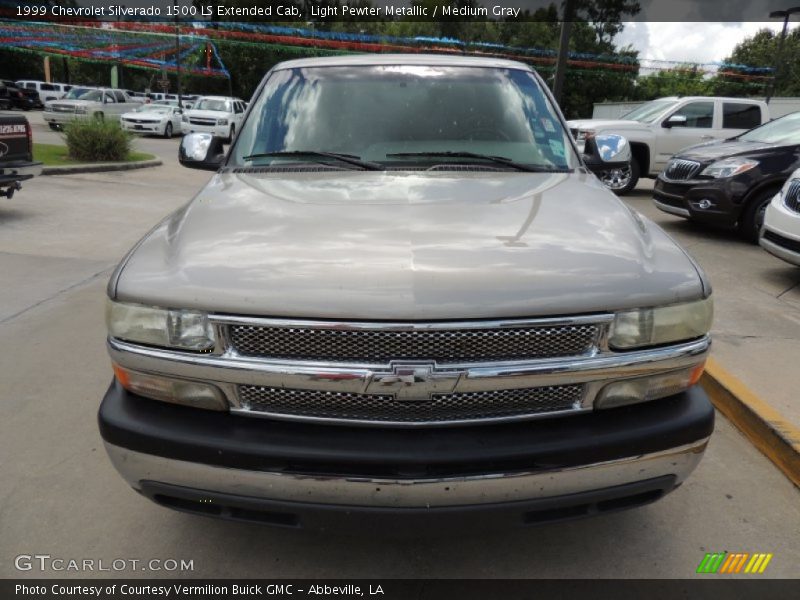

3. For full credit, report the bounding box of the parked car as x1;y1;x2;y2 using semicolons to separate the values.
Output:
120;104;183;138
761;169;800;266
0;114;42;199
568;96;769;194
16;80;68;104
43;88;140;129
0;80;42;110
653;111;800;242
180;95;246;141
100;55;715;532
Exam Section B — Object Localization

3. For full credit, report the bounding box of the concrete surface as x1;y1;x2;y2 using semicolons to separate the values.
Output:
0;150;798;578
624;181;800;430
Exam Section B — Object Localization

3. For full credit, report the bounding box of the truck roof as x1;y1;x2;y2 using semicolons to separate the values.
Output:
273;53;532;71
656;95;767;104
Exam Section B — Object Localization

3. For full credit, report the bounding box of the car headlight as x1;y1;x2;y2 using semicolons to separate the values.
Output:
106;300;215;351
700;158;758;179
609;297;713;350
217;118;228;126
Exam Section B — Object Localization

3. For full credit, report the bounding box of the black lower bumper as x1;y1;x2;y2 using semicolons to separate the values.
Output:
653;177;745;227
99;381;714;479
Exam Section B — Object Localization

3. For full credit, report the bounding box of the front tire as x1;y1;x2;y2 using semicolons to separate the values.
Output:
601;158;640;196
739;188;777;244
163;122;173;139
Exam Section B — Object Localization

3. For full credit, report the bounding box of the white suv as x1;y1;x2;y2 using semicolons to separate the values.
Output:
180;96;246;141
16;80;70;103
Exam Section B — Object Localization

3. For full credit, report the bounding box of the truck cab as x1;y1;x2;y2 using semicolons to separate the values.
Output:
568;96;769;194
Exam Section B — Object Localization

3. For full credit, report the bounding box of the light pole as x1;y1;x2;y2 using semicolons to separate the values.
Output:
553;0;576;103
767;7;800;103
174;0;183;108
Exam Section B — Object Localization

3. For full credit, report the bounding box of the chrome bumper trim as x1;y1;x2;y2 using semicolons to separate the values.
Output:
104;438;709;508
653;199;691;218
108;336;710;400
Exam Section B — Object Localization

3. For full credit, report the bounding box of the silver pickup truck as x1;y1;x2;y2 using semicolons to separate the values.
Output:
99;55;714;533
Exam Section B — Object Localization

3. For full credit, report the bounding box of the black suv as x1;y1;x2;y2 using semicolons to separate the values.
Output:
653;111;800;242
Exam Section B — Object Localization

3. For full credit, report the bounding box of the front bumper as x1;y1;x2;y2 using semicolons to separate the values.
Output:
122;120;164;135
760;200;800;266
99;381;714;530
653;176;747;227
43;112;79;125
180;122;228;137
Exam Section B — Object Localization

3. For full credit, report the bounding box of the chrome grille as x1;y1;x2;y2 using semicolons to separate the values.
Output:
784;180;800;214
229;323;600;363
664;159;702;181
238;384;584;424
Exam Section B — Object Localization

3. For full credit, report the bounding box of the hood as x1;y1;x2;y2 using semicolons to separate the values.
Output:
113;170;704;320
566;119;648;132
676;138;779;162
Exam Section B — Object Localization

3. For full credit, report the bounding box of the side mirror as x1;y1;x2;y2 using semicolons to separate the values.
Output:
179;133;225;171
582;133;631;175
663;114;687;128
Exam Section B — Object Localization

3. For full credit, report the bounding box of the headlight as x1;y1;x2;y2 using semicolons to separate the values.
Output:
700;158;758;179
106;300;215;351
609;297;713;350
217;118;228;126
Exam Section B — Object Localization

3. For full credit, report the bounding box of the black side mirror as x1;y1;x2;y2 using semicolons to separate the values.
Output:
179;133;226;171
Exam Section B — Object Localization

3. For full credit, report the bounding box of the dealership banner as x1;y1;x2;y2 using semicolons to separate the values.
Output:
0;0;797;23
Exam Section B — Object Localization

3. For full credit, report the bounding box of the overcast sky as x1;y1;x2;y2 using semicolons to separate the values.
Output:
615;22;799;65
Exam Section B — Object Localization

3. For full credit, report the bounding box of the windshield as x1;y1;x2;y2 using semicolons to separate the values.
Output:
194;98;230;112
135;105;171;114
75;90;104;102
233;65;577;170
738;112;800;144
65;87;93;100
622;99;679;123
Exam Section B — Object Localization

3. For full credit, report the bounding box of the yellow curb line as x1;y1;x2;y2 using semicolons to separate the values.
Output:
701;357;800;488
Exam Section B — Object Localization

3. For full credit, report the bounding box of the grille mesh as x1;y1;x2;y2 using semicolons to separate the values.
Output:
664;159;702;181
230;323;599;363
238;384;584;423
784;180;800;214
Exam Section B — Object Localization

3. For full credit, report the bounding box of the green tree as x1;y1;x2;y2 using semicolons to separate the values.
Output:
634;66;715;99
715;28;799;97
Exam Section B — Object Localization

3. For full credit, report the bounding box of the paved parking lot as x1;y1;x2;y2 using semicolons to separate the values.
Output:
1;121;799;578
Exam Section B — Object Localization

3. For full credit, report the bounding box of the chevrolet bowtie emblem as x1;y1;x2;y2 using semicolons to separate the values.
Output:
366;362;461;401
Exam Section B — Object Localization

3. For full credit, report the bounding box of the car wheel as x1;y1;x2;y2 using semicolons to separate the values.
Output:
48;123;59;131
739;188;778;244
600;158;640;196
164;122;173;139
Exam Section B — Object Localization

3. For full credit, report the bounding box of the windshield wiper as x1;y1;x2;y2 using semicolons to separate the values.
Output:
241;151;385;171
385;151;570;173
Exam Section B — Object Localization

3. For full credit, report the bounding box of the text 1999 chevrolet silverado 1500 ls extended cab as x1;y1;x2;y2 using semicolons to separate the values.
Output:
99;55;714;533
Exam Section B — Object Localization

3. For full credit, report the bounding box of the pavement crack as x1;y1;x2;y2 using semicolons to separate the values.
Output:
776;279;800;299
0;266;112;326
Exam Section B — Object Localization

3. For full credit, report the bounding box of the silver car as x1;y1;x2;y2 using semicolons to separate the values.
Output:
100;55;714;532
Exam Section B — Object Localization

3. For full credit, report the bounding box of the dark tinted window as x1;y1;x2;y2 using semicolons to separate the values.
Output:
723;103;761;130
671;102;714;128
41;83;55;91
113;91;126;102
